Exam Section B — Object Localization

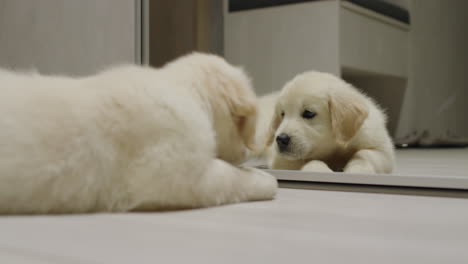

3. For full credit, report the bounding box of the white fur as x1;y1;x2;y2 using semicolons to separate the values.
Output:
255;71;395;174
0;53;277;214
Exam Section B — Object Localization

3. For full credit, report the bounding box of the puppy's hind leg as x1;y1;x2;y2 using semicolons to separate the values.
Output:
193;159;278;207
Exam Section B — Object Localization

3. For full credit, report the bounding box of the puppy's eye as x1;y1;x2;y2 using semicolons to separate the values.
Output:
302;110;316;119
280;111;285;117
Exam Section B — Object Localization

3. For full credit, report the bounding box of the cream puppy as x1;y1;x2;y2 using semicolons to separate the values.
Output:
0;53;277;214
256;71;394;174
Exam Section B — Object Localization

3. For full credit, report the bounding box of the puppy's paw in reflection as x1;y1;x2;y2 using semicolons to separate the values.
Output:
301;160;333;172
344;164;375;174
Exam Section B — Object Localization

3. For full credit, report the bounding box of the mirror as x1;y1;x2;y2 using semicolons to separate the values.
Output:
223;0;468;184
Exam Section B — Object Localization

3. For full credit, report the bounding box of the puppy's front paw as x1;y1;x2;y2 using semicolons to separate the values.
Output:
301;160;333;172
242;167;278;201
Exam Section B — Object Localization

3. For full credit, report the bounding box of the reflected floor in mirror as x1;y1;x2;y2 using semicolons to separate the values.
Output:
394;148;468;177
246;148;468;177
245;148;468;192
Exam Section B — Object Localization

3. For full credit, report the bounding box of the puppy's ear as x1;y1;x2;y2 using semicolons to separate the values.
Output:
210;65;259;151
265;109;282;147
235;110;258;151
329;88;369;145
222;88;258;151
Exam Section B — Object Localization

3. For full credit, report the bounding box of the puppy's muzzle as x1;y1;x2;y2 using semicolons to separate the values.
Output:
276;133;291;152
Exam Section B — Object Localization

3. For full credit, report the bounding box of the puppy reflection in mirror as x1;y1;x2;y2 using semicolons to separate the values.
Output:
255;71;395;174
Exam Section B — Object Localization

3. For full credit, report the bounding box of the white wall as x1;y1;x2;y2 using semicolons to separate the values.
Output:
397;0;468;138
0;0;137;76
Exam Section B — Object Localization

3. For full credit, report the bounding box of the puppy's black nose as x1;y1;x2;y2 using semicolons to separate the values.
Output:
276;133;290;151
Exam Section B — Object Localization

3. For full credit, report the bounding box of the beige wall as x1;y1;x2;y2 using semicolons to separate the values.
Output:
396;0;468;138
0;0;137;76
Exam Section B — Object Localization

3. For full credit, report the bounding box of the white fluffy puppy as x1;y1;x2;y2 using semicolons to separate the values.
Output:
0;53;277;214
256;71;394;174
